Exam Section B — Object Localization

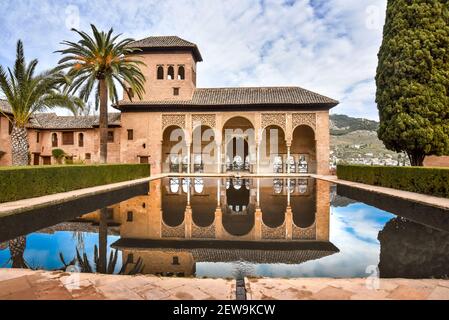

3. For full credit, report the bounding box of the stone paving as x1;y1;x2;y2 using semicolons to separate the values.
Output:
245;277;449;300
0;269;235;300
1;269;449;300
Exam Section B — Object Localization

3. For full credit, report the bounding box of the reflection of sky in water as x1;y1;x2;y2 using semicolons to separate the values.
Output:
0;232;121;272
196;203;394;278
0;202;395;278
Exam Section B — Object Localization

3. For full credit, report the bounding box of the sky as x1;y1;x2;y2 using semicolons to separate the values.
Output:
0;0;387;120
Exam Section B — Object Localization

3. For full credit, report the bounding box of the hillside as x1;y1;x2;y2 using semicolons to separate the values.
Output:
329;114;408;166
330;114;379;135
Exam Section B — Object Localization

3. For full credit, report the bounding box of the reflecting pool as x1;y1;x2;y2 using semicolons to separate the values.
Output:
1;177;448;279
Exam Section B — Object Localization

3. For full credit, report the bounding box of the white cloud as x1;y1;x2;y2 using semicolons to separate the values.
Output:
0;0;387;119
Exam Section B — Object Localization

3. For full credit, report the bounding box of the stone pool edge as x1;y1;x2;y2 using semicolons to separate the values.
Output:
0;269;448;300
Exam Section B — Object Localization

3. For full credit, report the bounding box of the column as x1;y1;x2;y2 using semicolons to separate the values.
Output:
285;206;293;240
185;181;192;239
256;142;260;174
187;143;191;174
287;144;291;174
216;143;222;174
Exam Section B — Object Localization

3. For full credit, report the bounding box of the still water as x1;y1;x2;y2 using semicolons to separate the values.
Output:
1;177;448;279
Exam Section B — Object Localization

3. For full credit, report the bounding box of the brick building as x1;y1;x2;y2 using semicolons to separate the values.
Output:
0;36;340;174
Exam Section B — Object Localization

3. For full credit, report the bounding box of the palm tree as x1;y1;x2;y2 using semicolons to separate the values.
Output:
57;25;146;163
0;40;83;166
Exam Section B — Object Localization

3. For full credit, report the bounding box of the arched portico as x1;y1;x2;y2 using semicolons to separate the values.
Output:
291;125;317;174
259;125;287;173
222;117;255;173
162;125;187;173
191;125;216;173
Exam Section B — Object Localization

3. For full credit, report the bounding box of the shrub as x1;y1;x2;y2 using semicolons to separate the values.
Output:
337;165;449;198
52;149;66;164
0;164;151;203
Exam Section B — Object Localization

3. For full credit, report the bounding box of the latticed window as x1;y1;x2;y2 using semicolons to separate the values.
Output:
62;132;74;145
157;66;164;80
178;66;185;80
127;129;134;140
107;131;114;143
167;66;175;80
78;133;84;147
52;133;58;147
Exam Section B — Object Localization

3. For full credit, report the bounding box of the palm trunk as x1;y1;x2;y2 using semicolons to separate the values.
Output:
97;207;108;274
10;125;29;166
99;79;108;164
9;236;27;269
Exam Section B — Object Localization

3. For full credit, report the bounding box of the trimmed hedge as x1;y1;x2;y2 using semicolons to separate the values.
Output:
337;165;449;198
0;164;151;203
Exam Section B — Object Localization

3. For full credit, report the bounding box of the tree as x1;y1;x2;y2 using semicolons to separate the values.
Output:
57;25;146;164
0;41;83;166
376;0;449;166
51;148;66;164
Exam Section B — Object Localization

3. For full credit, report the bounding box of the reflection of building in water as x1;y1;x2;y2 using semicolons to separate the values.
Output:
84;178;337;276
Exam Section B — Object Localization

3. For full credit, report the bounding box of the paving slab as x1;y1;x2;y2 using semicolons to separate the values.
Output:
0;269;234;300
245;277;449;300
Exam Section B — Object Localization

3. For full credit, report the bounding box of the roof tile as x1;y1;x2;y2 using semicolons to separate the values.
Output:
117;87;339;108
129;36;203;61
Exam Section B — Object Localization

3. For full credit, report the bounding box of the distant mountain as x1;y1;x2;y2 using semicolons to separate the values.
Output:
329;114;408;166
330;114;379;136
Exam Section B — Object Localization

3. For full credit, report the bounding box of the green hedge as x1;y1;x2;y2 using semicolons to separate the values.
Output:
0;164;151;203
337;165;449;198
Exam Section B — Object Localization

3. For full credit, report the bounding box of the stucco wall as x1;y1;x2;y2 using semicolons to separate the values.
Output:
125;51;196;101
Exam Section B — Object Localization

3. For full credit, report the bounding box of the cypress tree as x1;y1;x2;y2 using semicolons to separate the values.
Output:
376;0;449;166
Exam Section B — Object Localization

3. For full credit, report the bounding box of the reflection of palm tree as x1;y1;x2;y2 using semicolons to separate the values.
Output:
59;245;144;275
8;236;28;269
98;208;108;274
60;208;144;275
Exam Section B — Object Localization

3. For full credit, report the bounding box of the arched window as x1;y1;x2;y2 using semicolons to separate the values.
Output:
157;66;164;80
78;133;84;147
178;66;185;80
52;133;58;147
167;66;175;80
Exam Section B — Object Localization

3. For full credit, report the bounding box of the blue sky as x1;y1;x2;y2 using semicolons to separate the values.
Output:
0;0;387;119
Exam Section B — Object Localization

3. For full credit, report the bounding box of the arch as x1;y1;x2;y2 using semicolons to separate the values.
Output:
222;115;255;132
291;179;316;228
167;66;175;80
191;125;216;173
157;66;164;80
222;117;255;172
162;178;187;227
260;125;287;173
291;125;317;174
222;179;255;236
178;66;185;80
162;125;187;173
260;179;287;228
78;133;84;147
191;178;217;227
51;133;58;147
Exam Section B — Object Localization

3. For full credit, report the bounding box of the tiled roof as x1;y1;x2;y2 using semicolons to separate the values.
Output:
0;100;12;115
129;36;203;62
112;239;339;264
116;87;339;109
27;113;121;129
